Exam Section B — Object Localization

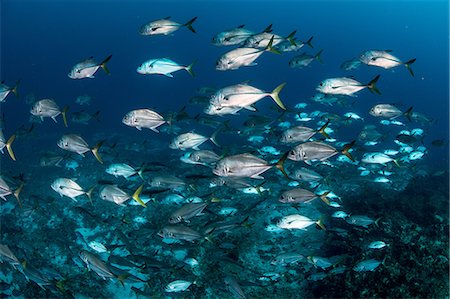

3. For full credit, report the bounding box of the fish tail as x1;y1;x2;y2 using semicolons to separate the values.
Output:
100;54;112;75
262;24;273;33
404;58;416;77
316;217;326;230
286;30;297;46
341;140;356;162
270;82;287;110
91;140;104;164
86;186;95;205
266;35;281;54
11;80;20;98
305;36;314;48
14;183;24;208
132;184;147;208
315;49;324;63
62;106;69;127
275;152;289;179
374;217;382;227
318;120;330;139
183;17;198;33
186;61;196;77
92;110;101;122
319;191;331;205
210;128;220;147
117;274;129;286
6;134;16;161
404;106;413;122
138;164;146;180
393;159;401;168
367;74;381;95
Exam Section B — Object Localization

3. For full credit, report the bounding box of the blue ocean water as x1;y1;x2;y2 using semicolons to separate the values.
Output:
0;1;449;298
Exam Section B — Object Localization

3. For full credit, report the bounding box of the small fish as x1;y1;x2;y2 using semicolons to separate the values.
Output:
180;150;220;167
0;80;19;102
213;153;276;179
137;58;194;77
212;24;256;46
340;58;361;71
170;131;219;151
316;75;381;96
88;241;109;253
57;134;103;163
30;99;68;127
353;258;383;272
169;202;208;223
99;184;146;207
0;131;16;161
215;36;278;71
280;121;329;143
79;250;116;280
271;252;304;265
332;211;349;219
68;55;112;79
224;276;247;299
368;241;388;249
279;188;330;205
139;16;197;35
71;110;100;125
362;152;399;166
122;108;166;132
51;178;93;202
346;215;379;228
277;214;325;230
75;95;92;105
285;141;355;164
165;280;194;292
105;163;140;179
369;104;413;120
0;244;20;269
158;226;202;242
359;49;416;76
289;50;323;68
244;30;296;49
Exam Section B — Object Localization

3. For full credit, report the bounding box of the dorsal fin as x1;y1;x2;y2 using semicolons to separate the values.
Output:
164;16;171;20
237;24;245;28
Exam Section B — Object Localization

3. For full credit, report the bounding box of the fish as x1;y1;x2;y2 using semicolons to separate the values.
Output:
280;121;329;143
79;250;117;280
285;140;355;164
137;58;194;77
71;110;100;125
215;36;278;71
30;99;68;127
361;153;399;166
345;215;380;227
99;184;146;207
353;258;384;272
213;153;279;179
274;36;314;53
169;202;208;223
150;175;186;191
289;50;323;68
180;150;220;167
332;211;349;219
164;280;194;292
359;50;416;76
105;163;141;179
316;75;381;96
21;262;52;290
0;131;16;161
279;188;330;205
206;82;286;114
0;244;20;269
212;24;257;46
243;30;296;49
57;134;103;163
51;178;93;202
224;276;247;299
139;16;197;35
122;108;166;132
270;252;304;265
368;241;388;249
0;80;19;102
88;241;109;253
68;55;112;79
75;95;92;105
290;167;323;183
158;226;202;242
340;58;361;70
0;177;23;207
277;214;325;230
369;104;413;120
169;131;219;150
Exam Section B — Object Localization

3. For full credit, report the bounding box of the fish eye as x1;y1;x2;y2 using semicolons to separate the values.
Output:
319;83;323;86
289;150;295;156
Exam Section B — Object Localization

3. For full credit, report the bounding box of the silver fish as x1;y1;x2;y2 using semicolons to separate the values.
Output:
57;134;103;163
213;153;274;179
286;141;355;163
316;75;380;96
346;215;379;227
359;50;416;76
369;104;413;120
279;188;330;205
105;163;139;179
99;184;146;207
280;121;329;143
180;150;220;166
150;175;186;190
0;244;20;269
170;131;219;150
243;30;296;48
158;226;202;242
271;252;304;266
291;167;323;182
30;99;68;127
79;250;116;280
169;202;208;224
340;58;362;71
212;24;255;46
353;259;383;272
68;55;112;79
137;58;194;77
122;108;166;132
139;16;197;35
224;275;247;299
289;50;323;68
51;178;92;202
